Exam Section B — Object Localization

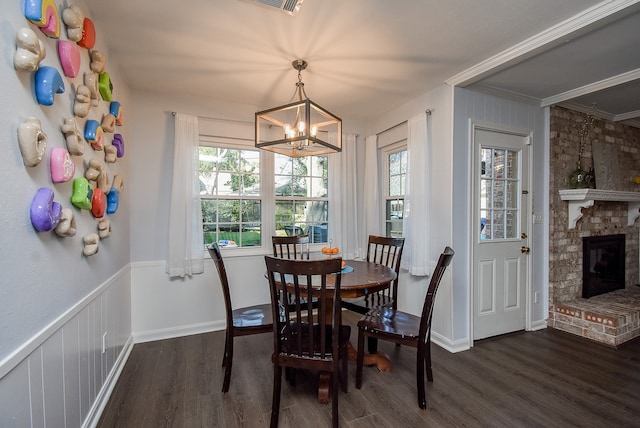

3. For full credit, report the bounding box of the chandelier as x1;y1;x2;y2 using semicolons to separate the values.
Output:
255;59;342;157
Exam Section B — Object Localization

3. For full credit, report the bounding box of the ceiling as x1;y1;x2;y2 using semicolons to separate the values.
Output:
87;0;640;126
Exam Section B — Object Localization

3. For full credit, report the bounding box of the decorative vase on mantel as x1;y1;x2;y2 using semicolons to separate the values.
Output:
568;162;593;189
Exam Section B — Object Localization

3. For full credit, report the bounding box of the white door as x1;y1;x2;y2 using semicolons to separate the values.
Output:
473;128;530;340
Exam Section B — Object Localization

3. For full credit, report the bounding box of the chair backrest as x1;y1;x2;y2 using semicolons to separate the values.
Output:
264;256;343;367
366;235;405;306
272;235;310;260
419;246;454;339
208;243;234;327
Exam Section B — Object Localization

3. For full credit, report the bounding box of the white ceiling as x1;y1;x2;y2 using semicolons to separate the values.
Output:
87;0;640;126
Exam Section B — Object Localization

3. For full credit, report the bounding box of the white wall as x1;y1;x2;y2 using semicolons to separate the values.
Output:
451;87;549;345
364;84;462;350
0;2;132;426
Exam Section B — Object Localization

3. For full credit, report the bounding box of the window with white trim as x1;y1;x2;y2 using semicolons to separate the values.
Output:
198;138;329;248
199;145;262;248
382;143;407;238
274;153;329;243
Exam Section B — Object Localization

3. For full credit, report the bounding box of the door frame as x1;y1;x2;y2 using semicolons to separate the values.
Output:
468;120;534;345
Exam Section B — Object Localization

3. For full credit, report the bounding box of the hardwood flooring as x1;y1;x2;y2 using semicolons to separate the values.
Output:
98;311;640;427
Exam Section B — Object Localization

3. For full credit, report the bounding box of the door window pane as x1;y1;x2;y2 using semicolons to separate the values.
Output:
479;147;520;241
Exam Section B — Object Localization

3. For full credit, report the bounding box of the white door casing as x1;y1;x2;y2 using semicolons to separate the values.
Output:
472;127;531;340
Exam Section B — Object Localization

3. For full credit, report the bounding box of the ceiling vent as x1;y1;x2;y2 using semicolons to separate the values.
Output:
248;0;305;15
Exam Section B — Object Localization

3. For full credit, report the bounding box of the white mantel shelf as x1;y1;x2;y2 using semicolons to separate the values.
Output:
559;189;640;229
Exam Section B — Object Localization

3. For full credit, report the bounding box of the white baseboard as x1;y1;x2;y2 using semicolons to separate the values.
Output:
528;319;548;331
133;320;226;344
83;335;134;428
431;331;471;353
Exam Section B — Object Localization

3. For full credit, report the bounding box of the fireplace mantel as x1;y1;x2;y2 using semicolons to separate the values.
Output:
559;189;640;229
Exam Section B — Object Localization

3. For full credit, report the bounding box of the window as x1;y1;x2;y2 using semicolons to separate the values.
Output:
274;154;328;243
198;139;330;249
383;145;407;238
479;147;519;240
199;145;262;248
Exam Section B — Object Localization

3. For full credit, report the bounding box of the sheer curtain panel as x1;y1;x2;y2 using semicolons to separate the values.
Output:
165;113;205;278
402;112;431;276
362;135;382;250
329;133;360;260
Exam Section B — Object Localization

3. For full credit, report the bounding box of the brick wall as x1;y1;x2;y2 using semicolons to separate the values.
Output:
549;106;640;306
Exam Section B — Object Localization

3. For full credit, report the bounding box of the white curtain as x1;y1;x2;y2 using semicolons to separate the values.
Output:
362;135;382;248
402;112;431;276
165;113;205;278
329;133;361;259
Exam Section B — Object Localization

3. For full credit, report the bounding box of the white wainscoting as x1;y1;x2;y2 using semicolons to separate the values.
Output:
0;266;132;428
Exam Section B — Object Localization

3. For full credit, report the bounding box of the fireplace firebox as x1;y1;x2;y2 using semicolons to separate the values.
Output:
582;234;625;298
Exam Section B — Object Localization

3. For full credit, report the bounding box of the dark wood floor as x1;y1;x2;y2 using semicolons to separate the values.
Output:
98;311;640;427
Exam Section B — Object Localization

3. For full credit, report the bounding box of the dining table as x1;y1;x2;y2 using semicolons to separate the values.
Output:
275;258;397;404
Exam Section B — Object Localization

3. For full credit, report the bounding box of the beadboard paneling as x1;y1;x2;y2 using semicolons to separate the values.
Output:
0;267;132;428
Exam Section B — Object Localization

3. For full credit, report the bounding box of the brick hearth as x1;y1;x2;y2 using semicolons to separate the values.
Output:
548;288;640;346
549;106;640;346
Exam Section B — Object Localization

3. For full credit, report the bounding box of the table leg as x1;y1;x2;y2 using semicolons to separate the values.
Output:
346;341;392;372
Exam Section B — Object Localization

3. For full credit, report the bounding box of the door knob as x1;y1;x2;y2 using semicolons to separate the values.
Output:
520;246;530;254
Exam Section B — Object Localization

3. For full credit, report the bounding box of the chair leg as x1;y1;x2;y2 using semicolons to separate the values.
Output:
341;347;348;393
416;345;426;410
270;364;283;428
222;332;233;393
332;362;339;428
426;331;433;382
356;329;365;389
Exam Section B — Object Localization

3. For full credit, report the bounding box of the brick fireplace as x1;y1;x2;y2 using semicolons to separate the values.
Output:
548;106;640;346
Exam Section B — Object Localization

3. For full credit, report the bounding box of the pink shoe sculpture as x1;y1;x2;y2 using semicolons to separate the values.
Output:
50;147;75;183
58;40;80;77
31;187;62;232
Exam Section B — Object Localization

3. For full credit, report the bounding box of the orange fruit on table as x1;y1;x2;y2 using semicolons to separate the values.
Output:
331;247;339;254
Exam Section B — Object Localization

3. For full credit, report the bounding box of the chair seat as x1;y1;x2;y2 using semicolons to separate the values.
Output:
342;294;394;315
358;307;421;341
232;303;273;328
280;323;351;355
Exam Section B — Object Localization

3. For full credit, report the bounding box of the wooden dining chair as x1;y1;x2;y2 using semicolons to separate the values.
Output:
208;243;273;393
342;235;405;314
342;235;404;353
264;256;351;428
355;246;454;410
272;234;310;260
